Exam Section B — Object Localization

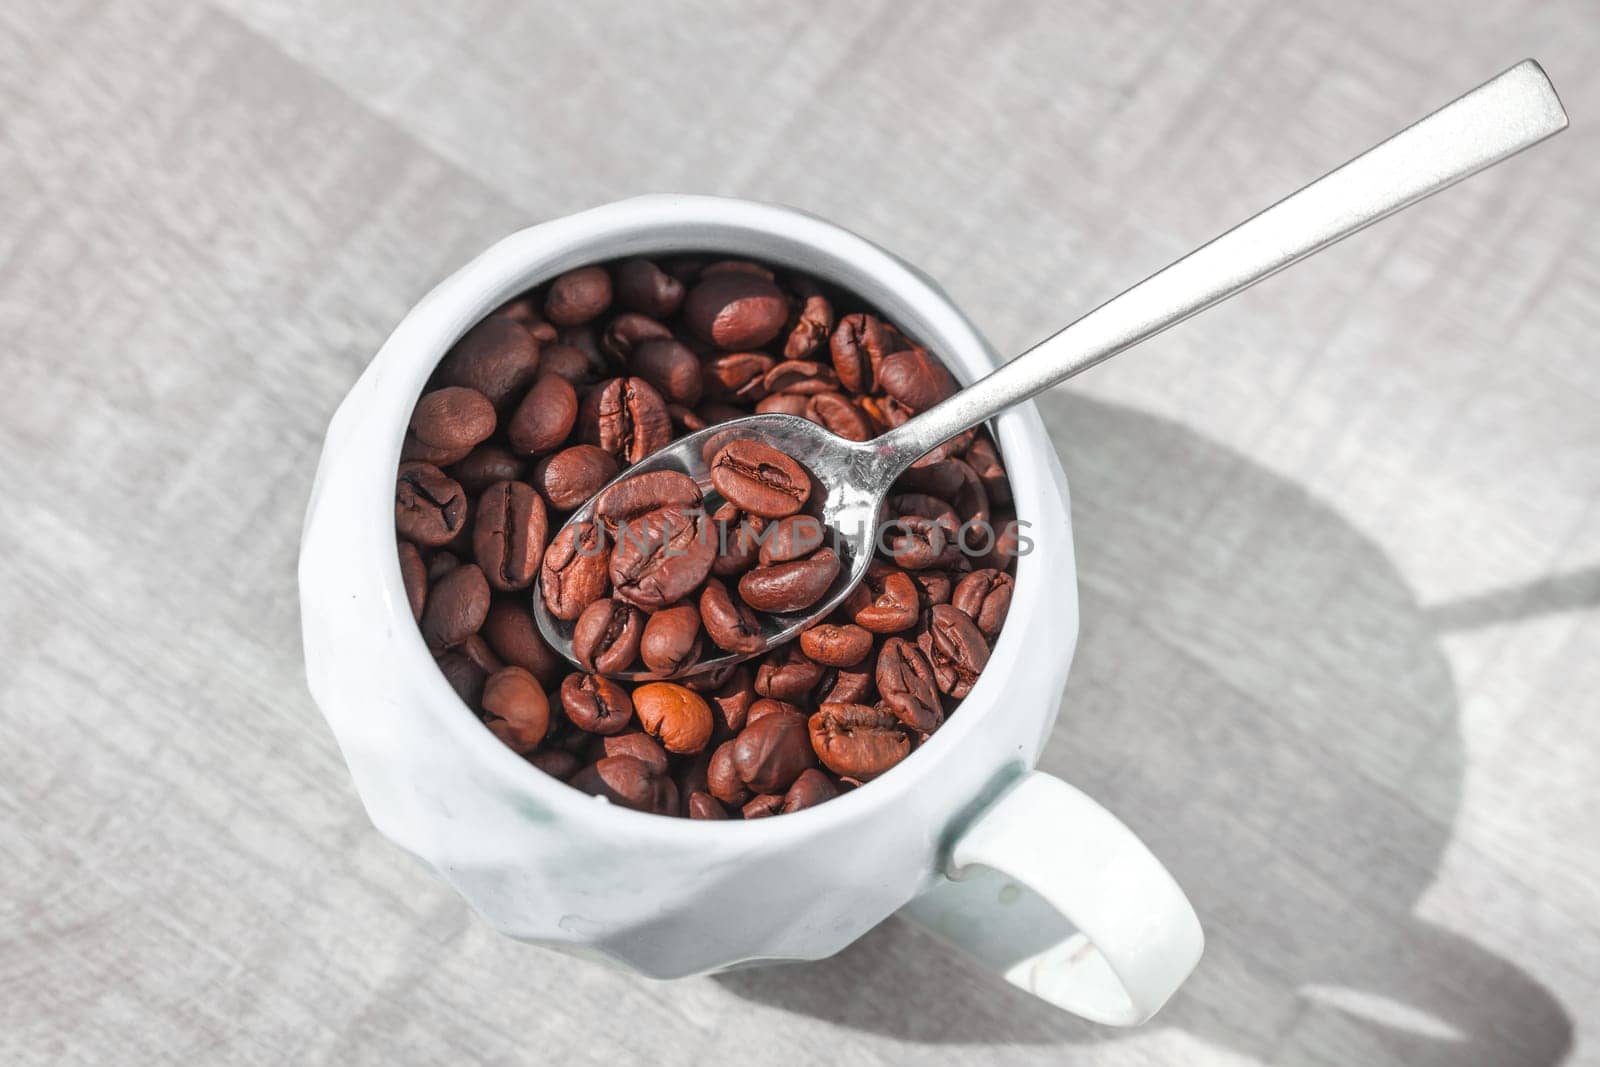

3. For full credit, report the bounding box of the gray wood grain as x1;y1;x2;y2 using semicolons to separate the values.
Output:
3;1;1598;1063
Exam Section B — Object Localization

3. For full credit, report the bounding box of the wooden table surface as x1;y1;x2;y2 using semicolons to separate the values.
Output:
3;2;1598;1064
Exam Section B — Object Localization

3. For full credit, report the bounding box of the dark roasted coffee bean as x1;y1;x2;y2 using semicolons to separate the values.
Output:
700;578;765;653
878;348;959;413
473;480;548;592
420;562;490;649
426;550;460;583
400;430;472;467
571;755;676;814
886;514;963;571
818;664;874;704
696;402;751;426
782;768;839;813
700;259;775;281
877;637;941;732
482;601;565;687
701;351;773;403
639;603;704;675
545;266;613;327
830;313;892;393
571;597;644;673
410;387;497;455
436;317;542;410
633;682;714;754
559;672;635;735
538;343;603;387
952;568;1014;641
687;792;729;819
628;338;702;407
746;697;802;724
754;393;810;417
435;651;487;707
707;740;749;806
895;457;967;501
539;520;609;620
739;548;840;613
758;514;827;565
527;749;581;781
800;623;872;667
742;794;785;819
710;503;765;577
614;257;685;318
846;564;920;633
507;372;579;456
481;666;550;753
754;644;826;702
532;445;618;512
452;444;526;493
731;709;816;793
609;506;716;610
809;704;910;780
684;272;789;349
709;439;810;518
683;660;738;692
579;376;672;464
601;312;674;366
396;461;469;546
984;512;1024;571
911;569;956;607
594;470;701;532
460;633;504;675
398;540;427;622
782;289;834;361
601;731;670;777
763;359;838;396
804;392;871;441
964;433;1012;508
917;604;991;698
705;665;756;736
669;404;706;432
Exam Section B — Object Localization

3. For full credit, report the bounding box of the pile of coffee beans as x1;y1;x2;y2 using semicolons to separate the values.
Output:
394;255;1021;818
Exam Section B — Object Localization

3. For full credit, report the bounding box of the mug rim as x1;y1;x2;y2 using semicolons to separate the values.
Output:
366;194;1069;841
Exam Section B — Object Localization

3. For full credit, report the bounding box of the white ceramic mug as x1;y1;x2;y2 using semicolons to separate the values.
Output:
298;195;1202;1025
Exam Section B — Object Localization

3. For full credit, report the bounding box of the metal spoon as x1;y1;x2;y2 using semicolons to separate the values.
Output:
535;59;1566;680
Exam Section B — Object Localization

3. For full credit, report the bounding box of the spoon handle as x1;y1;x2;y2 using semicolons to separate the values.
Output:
872;59;1567;474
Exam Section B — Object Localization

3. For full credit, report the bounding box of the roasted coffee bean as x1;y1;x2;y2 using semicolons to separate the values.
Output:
669;404;706;432
571;755;676;814
601;730;670;776
895;457;966;500
507;372;578;456
420;562;490;649
396;462;469;546
783;289;834;361
539;520;609;620
809;704;910;780
687;792;729;820
629;338;702;407
964;433;1011;508
710;503;765;577
746;697;802;724
754;393;809;417
614;257;685;318
435;650;487;707
846;564;920;633
436;317;542;411
952;568;1014;641
758;515;826;565
818;664;874;704
639;603;704;675
460;633;504;675
683;660;738;692
696;402;750;426
885;515;963;571
473;480;548;592
878;348;958;413
754;645;826;702
609;506;716;610
527;749;581;781
579;376;672;464
782;768;839;813
742;794;785;819
701;259;775;281
452;444;526;493
701;351;774;403
830;313;891;393
538;342;602;387
677;748;712;801
398;540;427;621
400;430;472;467
427;550;460;582
545;266;613;326
410;387;497;455
594;470;701;532
700;578;765;653
706;740;749;806
877;638;941;732
911;569;955;607
739;548;840;613
481;666;550;753
730;709;815;793
917;604;991;698
985;512;1024;571
763;359;838;396
684;272;788;349
705;665;756;735
633;682;714;754
532;445;618;512
559;672;634;735
804;392;871;441
602;312;674;366
482;601;565;687
799;623;872;667
710;439;810;518
572;597;644;673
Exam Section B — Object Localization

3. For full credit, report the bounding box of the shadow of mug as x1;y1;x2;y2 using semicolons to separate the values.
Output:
713;391;1574;1065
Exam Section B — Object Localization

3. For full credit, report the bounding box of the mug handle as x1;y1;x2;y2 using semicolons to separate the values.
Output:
901;771;1203;1025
